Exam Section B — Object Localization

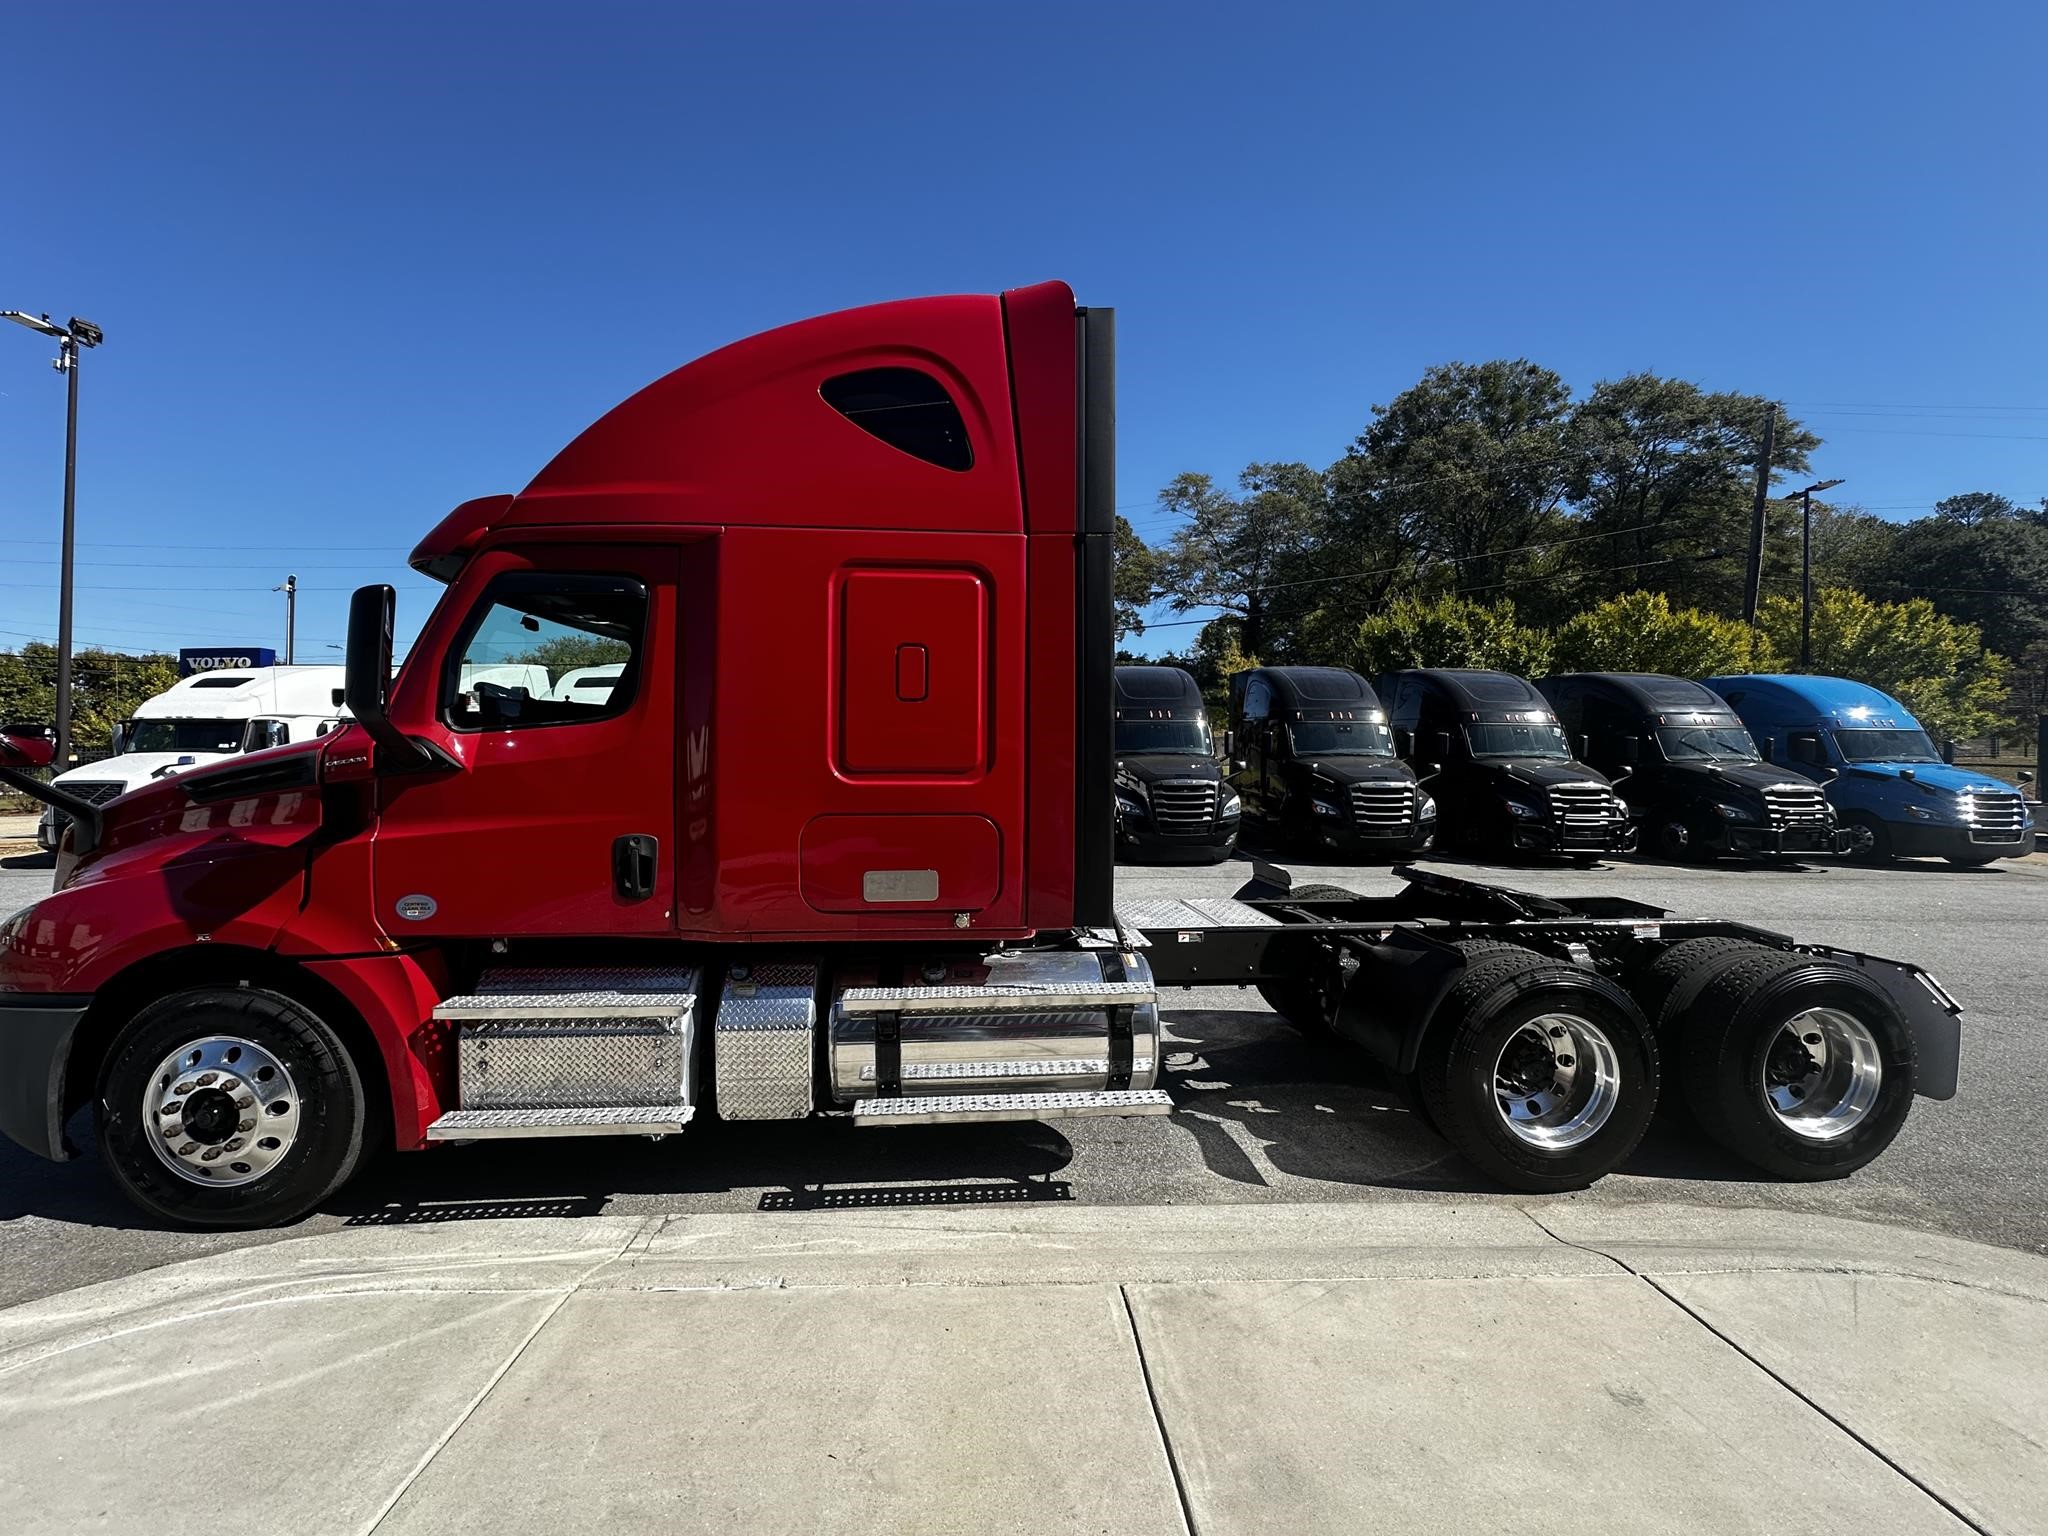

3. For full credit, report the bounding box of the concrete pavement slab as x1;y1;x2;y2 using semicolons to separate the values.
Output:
0;1214;650;1360
1657;1269;2048;1536
0;1288;561;1536
1127;1274;1969;1535
375;1283;1187;1536
1532;1201;2048;1303
585;1201;1614;1290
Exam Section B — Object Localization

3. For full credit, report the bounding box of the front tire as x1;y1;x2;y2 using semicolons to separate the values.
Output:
1843;814;1893;863
97;986;370;1229
1418;948;1658;1192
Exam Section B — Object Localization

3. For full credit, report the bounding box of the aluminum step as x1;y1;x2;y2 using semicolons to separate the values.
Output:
436;965;699;1021
426;1105;695;1140
851;1088;1174;1126
835;981;1156;1016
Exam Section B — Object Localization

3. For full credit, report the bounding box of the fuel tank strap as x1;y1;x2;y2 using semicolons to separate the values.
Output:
873;957;903;1098
1101;951;1134;1090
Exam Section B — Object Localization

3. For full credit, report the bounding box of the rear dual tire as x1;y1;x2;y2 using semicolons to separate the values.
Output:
1418;946;1658;1193
1639;940;1916;1180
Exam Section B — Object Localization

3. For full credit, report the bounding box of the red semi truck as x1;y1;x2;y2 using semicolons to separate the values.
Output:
0;282;1961;1228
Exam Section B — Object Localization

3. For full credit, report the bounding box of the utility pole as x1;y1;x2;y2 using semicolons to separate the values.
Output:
1742;403;1777;624
277;574;298;663
2;311;103;768
1789;478;1846;670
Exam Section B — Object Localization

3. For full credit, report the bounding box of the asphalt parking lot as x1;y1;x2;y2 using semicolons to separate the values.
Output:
1;842;2044;1310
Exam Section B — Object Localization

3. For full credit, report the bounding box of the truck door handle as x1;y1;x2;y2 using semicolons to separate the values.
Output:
612;834;659;902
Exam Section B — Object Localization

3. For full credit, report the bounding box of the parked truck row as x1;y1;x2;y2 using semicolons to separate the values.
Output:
0;282;1965;1229
1115;661;2035;868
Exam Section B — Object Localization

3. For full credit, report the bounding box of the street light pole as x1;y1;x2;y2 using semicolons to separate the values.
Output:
57;331;80;767
4;310;104;770
277;574;298;663
1792;477;1846;671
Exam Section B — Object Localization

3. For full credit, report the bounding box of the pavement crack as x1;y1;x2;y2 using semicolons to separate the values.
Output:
356;1221;648;1536
1118;1284;1199;1536
1523;1210;1992;1536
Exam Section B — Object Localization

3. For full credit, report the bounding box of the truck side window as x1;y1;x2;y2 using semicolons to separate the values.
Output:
820;368;973;472
245;719;290;751
442;572;647;732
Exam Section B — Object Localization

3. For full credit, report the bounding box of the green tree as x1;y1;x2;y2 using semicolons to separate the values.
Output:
514;633;631;684
1802;501;1901;593
1153;463;1325;658
1758;588;2009;745
1111;514;1158;641
1550;591;1778;677
1337;361;1577;609
1319;593;1553;678
1873;493;2048;659
0;644;181;752
1564;376;1818;614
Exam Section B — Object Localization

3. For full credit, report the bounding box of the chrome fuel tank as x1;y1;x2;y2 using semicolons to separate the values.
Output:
828;948;1160;1101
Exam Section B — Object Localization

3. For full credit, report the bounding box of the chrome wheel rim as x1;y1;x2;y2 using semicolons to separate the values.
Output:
1763;1007;1881;1141
143;1035;301;1187
1491;1012;1621;1149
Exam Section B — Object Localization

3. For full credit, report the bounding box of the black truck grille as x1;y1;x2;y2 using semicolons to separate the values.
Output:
60;781;125;807
1966;790;2027;841
1550;782;1620;842
1150;780;1218;832
1349;781;1415;827
1762;782;1831;828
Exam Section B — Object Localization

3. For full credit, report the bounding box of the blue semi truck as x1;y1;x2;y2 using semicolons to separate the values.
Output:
1708;675;2036;865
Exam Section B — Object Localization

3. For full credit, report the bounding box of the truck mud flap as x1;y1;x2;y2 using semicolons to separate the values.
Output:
1327;929;1466;1074
1817;949;1963;1101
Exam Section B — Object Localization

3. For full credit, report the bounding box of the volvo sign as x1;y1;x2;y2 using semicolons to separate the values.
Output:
178;647;278;677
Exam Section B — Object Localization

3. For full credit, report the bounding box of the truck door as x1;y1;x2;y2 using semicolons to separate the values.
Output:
372;545;679;937
1240;675;1273;816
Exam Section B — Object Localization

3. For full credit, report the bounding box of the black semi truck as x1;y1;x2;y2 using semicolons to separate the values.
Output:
1226;666;1434;857
1112;666;1239;863
1380;669;1634;861
1539;673;1845;861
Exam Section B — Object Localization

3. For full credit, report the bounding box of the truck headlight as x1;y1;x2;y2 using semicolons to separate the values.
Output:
1417;793;1437;820
1504;799;1541;819
1311;798;1344;818
1219;791;1241;818
1115;792;1145;818
1712;801;1759;823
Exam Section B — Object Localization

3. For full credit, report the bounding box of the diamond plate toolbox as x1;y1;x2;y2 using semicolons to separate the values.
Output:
714;961;818;1120
459;1012;692;1110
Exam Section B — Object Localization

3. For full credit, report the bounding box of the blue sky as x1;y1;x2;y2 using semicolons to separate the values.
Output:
2;2;2043;664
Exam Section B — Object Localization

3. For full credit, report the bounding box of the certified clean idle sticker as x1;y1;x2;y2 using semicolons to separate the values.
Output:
396;894;438;921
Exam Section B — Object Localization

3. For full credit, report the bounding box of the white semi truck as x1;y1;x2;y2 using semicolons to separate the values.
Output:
36;666;349;851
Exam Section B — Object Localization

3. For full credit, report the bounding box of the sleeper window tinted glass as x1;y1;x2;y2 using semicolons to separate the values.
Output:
443;573;645;731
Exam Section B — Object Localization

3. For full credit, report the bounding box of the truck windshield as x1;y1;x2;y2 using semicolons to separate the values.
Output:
125;719;246;755
1836;728;1940;763
1289;720;1393;756
1463;722;1571;760
1116;717;1212;755
1656;725;1759;762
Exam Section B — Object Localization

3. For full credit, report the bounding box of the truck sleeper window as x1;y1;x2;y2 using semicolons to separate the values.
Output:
442;572;646;731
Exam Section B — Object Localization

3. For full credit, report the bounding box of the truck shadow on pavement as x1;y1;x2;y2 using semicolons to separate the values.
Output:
326;1117;1080;1226
1156;1006;1771;1192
